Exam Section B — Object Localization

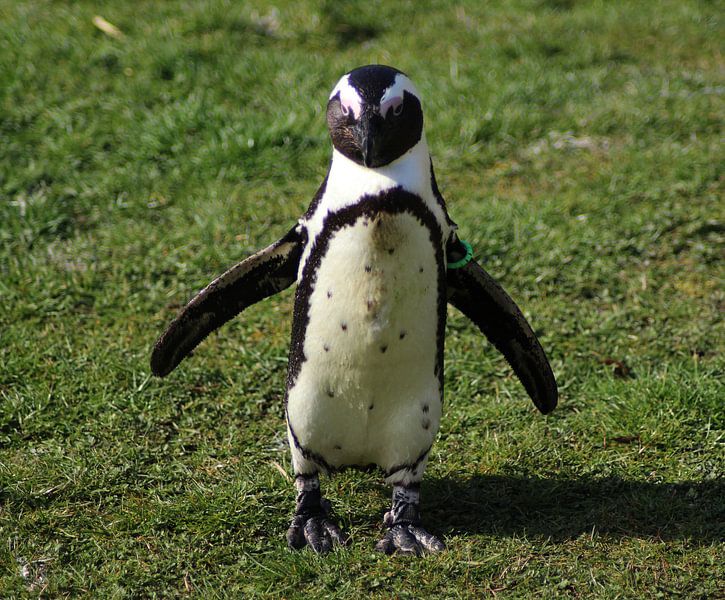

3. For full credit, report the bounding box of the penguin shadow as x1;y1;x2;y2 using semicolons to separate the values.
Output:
424;474;724;543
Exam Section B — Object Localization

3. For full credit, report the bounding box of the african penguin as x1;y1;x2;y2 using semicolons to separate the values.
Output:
151;65;558;556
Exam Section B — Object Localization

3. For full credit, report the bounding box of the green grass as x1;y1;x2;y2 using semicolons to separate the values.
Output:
1;0;723;596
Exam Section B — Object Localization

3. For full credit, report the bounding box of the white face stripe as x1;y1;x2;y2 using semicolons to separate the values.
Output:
330;72;422;119
380;73;421;118
329;74;364;119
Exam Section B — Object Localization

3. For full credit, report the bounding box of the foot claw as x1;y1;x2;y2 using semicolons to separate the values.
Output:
374;530;396;555
322;519;347;546
287;508;347;554
375;523;444;556
409;524;446;553
286;515;307;550
303;517;332;554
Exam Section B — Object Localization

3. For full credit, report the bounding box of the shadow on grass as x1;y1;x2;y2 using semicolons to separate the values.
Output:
425;475;724;543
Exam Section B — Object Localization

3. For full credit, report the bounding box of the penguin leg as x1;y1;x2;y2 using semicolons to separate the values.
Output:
375;481;445;556
286;473;348;554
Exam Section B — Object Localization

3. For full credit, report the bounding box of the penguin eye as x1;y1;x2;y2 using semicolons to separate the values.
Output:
381;95;404;119
340;102;350;117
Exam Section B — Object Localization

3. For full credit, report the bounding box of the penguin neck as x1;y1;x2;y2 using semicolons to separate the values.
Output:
323;134;432;212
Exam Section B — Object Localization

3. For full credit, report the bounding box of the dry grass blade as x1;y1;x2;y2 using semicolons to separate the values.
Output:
92;15;124;39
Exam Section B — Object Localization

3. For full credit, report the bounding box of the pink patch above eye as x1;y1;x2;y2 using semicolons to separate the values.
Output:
339;86;362;119
380;94;403;118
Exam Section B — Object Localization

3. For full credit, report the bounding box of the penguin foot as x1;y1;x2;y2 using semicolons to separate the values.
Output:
374;523;445;555
286;498;347;554
374;483;445;555
287;475;347;554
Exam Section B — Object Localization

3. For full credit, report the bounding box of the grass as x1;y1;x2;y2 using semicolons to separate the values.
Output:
0;0;723;596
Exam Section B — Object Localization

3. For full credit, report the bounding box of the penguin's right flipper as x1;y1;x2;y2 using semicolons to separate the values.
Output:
150;225;305;377
446;237;558;414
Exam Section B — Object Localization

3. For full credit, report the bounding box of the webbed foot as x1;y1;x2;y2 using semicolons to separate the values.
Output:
287;474;347;554
374;483;445;555
375;523;445;555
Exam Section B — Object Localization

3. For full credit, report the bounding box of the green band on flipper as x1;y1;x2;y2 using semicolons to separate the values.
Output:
447;240;473;269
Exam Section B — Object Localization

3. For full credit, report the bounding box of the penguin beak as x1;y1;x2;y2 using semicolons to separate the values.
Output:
355;112;378;168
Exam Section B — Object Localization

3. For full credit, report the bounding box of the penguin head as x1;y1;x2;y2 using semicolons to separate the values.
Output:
326;65;424;169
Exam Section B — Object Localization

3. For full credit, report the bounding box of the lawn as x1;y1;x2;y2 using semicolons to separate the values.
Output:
1;0;723;597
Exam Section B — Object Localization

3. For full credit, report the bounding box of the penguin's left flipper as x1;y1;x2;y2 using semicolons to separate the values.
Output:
446;238;558;414
150;225;305;377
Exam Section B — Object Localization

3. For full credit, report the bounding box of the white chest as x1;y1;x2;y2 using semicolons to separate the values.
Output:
286;208;444;471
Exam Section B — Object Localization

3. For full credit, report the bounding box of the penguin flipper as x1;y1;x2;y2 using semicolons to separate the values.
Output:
446;240;558;414
150;225;305;377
